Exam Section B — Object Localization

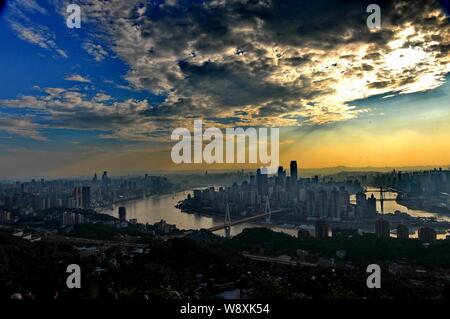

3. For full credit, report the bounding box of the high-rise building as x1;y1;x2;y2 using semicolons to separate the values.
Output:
259;170;268;195
418;227;436;243
315;219;329;239
290;161;298;182
102;171;109;185
338;187;350;219
329;187;340;220
0;210;11;223
256;168;262;194
317;188;327;218
396;224;409;239
366;194;377;216
118;206;127;222
277;166;285;177
73;187;82;209
73;186;91;209
62;211;75;226
306;189;315;218
81;186;91;209
75;213;85;224
375;218;390;238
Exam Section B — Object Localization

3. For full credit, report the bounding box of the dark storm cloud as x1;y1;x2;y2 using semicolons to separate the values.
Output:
4;0;450;140
61;0;447;127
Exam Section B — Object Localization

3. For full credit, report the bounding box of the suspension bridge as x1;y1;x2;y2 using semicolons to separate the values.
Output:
206;198;292;238
184;187;415;238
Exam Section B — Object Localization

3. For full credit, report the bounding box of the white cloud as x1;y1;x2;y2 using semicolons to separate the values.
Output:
0;113;46;141
65;74;91;83
6;0;68;58
74;0;450;127
0;88;166;141
21;0;48;14
83;41;109;61
3;0;450;143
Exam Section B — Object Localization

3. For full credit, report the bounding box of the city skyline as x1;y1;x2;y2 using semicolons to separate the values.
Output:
2;0;450;304
0;0;449;177
2;162;450;180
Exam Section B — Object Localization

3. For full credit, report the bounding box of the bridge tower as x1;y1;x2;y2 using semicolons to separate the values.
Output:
224;202;231;238
264;196;272;223
379;187;385;214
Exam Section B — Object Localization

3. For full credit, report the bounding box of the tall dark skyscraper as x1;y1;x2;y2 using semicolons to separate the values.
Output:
73;186;91;209
81;186;91;209
119;206;127;222
375;218;390;238
277;166;285;177
102;171;109;185
290;160;298;182
315;219;329;239
397;224;409;239
418;227;437;243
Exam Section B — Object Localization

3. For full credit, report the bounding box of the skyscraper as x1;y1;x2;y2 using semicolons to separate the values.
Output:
396;224;409;239
375;218;390;238
367;194;377;216
329;187;340;220
73;187;83;209
418;227;437;243
102;171;109;185
73;186;91;209
119;206;127;222
81;187;91;209
315;219;329;239
290;160;298;182
277;166;285;177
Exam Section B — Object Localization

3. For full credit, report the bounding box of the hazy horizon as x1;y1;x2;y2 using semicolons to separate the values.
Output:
2;163;449;181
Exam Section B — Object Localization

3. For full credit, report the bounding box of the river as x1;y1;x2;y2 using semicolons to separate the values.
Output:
101;191;300;237
102;188;447;238
356;187;450;222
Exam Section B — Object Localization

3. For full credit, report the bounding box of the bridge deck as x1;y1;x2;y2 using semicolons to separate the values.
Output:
207;209;288;232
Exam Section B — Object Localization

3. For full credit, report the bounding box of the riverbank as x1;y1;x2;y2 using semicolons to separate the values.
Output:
96;186;192;213
397;197;450;216
177;198;450;235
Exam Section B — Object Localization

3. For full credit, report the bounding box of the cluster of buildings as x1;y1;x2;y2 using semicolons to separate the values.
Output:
61;211;88;226
0;172;171;213
0;209;12;224
293;217;444;244
374;218;440;243
60;205;176;236
306;217;441;243
185;161;375;222
372;168;450;197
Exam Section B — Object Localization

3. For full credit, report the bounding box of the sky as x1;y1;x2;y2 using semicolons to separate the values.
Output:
0;0;449;178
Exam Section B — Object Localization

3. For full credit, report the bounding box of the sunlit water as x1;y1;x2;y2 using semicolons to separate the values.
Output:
102;191;299;237
352;187;450;222
102;188;447;238
353;188;450;238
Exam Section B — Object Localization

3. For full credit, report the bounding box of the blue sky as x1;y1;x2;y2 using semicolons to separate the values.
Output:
0;0;449;177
